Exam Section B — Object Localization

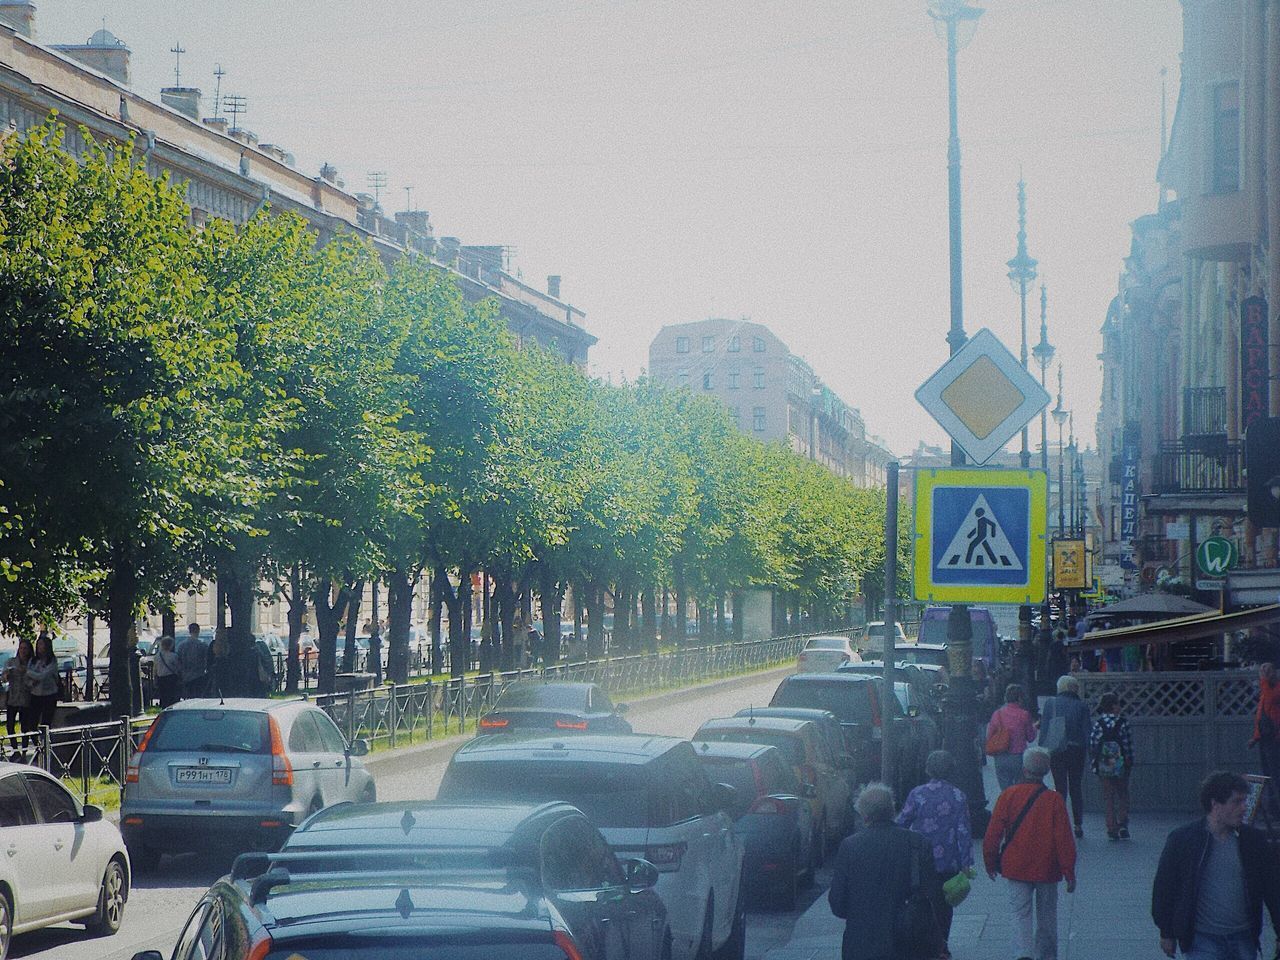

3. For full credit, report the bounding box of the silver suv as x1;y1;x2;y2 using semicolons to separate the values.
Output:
121;698;374;870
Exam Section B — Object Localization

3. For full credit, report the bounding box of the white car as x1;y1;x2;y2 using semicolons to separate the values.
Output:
796;635;861;673
0;763;129;958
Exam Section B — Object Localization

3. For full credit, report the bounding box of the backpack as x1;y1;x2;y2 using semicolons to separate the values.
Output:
1095;718;1126;778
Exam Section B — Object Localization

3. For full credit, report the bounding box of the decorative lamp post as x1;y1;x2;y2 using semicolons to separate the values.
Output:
1007;178;1038;470
1052;367;1069;539
928;0;984;467
1032;286;1054;474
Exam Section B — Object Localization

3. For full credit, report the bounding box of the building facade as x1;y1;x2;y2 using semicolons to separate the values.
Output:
647;318;894;486
0;3;595;366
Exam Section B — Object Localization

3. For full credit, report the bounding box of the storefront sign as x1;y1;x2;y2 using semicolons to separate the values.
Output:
1121;422;1141;544
1052;539;1087;589
1242;296;1269;435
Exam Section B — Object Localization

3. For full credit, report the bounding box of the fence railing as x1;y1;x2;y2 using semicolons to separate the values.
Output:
5;630;818;806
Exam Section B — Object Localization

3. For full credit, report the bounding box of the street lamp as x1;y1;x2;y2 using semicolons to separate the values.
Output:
928;0;984;467
1007;178;1038;470
1052;366;1069;539
1031;285;1055;475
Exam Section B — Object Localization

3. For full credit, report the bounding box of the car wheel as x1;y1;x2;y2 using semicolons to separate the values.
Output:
0;888;11;960
711;894;746;960
127;840;161;874
86;858;127;936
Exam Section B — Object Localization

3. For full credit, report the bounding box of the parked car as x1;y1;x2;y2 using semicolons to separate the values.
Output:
733;706;857;793
837;661;948;716
795;635;860;673
692;715;853;848
478;681;632;735
120;698;375;871
0;763;129;957
858;621;909;655
280;799;669;960
894;643;951;671
134;835;598;960
437;734;746;960
692;740;816;910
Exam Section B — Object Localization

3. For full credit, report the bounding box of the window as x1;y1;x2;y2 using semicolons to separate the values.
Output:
752;336;766;353
288;713;322;753
728;335;741;353
729;406;740;426
753;368;765;389
0;775;34;827
702;336;714;353
677;371;689;387
541;816;621;890
311;710;349;754
25;774;79;823
149;710;269;754
753;407;766;432
675;336;690;354
703;372;713;390
728;371;739;390
1212;82;1239;192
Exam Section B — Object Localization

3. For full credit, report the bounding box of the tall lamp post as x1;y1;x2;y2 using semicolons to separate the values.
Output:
1030;286;1055;660
1007;178;1038;469
1052;366;1069;540
928;0;986;833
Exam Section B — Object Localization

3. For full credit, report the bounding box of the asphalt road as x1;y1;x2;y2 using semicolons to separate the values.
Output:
15;664;829;960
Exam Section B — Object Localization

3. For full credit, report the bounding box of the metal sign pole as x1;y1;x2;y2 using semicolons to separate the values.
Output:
882;462;900;790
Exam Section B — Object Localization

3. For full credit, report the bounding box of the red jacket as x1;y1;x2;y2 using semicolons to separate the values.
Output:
983;781;1077;885
1254;675;1280;743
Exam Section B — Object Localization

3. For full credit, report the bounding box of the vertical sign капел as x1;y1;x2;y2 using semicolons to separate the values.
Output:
1241;296;1269;435
1121;421;1140;547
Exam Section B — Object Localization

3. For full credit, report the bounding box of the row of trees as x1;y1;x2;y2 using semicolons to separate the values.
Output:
0;121;907;718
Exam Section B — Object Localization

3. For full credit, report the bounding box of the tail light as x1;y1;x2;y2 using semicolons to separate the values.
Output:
750;760;764;798
554;931;585;960
479;717;509;729
869;687;883;729
268;715;293;786
750;796;788;815
554;719;588;730
799;763;818;786
644;841;687;872
125;719;158;784
246;935;272;960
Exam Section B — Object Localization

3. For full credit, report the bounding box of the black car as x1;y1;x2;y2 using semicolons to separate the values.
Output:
836;661;948;716
132;801;664;960
478;681;632;735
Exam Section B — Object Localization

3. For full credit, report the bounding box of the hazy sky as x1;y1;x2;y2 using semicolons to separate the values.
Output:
40;0;1183;456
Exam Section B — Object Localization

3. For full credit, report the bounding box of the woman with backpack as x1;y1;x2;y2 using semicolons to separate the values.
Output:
1089;692;1134;840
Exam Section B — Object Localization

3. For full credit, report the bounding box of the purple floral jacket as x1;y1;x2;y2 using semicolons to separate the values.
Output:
895;778;973;876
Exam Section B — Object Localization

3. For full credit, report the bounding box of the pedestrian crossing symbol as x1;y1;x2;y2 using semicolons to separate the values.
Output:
913;467;1047;604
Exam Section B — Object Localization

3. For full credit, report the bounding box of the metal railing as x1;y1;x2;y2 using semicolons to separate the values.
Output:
2;630;819;806
1151;439;1245;495
1182;386;1227;437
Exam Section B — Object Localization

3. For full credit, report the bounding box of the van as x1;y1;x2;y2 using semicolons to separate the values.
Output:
916;605;998;666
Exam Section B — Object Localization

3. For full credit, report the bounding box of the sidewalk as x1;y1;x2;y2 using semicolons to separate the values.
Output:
763;763;1257;960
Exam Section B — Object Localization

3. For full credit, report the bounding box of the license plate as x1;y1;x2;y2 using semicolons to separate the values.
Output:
175;767;233;785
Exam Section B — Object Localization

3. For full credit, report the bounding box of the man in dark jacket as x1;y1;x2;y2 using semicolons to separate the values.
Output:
1152;770;1280;959
1039;673;1091;837
830;782;938;960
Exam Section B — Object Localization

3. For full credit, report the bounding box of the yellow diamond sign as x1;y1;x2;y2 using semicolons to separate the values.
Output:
916;328;1052;464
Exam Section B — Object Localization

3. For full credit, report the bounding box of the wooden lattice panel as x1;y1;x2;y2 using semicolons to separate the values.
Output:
1081;676;1206;718
1214;676;1259;718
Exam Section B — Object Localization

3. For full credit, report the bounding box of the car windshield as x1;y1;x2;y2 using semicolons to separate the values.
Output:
440;761;650;827
493;684;588;710
805;638;846;651
695;729;804;765
772;680;874;725
148;710;269;754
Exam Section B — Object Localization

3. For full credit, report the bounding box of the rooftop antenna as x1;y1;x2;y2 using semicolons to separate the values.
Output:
170;42;186;87
223;93;247;131
213;64;226;118
403;184;414;211
367;171;388;208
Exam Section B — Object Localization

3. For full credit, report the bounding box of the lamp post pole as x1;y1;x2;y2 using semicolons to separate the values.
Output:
1007;178;1038;470
1030;287;1055;687
928;0;986;832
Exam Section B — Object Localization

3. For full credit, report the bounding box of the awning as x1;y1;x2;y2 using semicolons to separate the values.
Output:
1084;594;1216;622
1072;604;1280;651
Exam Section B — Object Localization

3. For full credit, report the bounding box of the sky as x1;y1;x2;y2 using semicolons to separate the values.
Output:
39;0;1184;457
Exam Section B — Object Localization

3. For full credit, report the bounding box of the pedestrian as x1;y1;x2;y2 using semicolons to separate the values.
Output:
3;639;33;758
987;683;1039;791
1038;674;1090;837
895;750;972;960
830;781;940;960
1089;692;1134;840
25;633;60;732
983;746;1077;960
177;622;208;700
1152;770;1280;959
152;635;181;708
209;628;234;698
1251;661;1280;819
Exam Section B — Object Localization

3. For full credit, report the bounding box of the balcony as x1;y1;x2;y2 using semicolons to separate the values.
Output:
1151;439;1245;495
1182;386;1226;438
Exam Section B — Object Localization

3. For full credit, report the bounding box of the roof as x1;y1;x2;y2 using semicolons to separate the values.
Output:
691;740;774;760
778;672;875;685
166;697;302;712
697;716;809;734
1084;594;1215;622
1073;604;1280;651
454;733;682;764
293;801;577;850
734;706;839;723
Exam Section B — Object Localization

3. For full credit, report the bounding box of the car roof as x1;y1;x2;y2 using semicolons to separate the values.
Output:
899;644;948;652
804;635;850;643
735;706;840;723
780;672;875;686
164;697;304;713
292;800;581;850
691;740;774;760
453;733;683;764
697;716;809;734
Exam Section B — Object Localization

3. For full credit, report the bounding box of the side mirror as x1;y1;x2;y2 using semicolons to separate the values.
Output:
801;783;817;799
348;739;370;757
711;781;738;812
622;857;659;890
79;804;104;823
615;703;629;715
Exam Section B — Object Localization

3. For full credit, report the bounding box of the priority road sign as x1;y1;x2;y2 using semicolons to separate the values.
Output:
914;328;1052;465
913;467;1048;604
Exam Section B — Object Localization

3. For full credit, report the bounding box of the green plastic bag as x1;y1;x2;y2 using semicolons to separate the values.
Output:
943;869;973;907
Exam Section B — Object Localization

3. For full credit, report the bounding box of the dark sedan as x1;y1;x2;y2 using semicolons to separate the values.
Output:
478;681;632;734
277;800;669;960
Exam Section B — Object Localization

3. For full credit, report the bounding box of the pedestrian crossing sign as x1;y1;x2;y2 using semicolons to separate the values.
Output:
913;467;1048;603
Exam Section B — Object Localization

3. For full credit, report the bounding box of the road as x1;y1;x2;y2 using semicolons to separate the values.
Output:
15;665;829;960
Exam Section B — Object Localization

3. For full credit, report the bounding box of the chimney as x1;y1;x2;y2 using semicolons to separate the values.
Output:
160;86;201;120
0;2;36;39
395;210;432;235
319;162;344;187
202;116;229;135
53;28;131;85
438;236;461;266
547;275;562;299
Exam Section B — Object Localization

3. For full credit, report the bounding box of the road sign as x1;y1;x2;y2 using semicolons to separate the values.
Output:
915;328;1052;465
913;467;1048;604
1052;539;1087;590
1195;537;1237;578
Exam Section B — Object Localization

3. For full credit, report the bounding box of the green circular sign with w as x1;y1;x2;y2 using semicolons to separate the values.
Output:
1195;537;1237;577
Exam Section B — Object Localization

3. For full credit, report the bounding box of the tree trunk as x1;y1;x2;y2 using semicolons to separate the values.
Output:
368;580;383;685
660;584;671;648
107;551;139;720
160;606;176;640
438;565;465;677
586;584;606;660
460;570;476;672
215;581;227;631
715;595;726;642
221;562;257;698
538;569;563;664
674;570;688;647
342;580;363;673
640;587;657;652
312;580;350;695
492;575;516;670
732;591;744;642
429;567;444;675
386;569;413;685
285;565;305;693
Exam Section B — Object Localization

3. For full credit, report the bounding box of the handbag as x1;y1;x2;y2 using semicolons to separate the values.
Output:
942;869;973;907
994;785;1047;875
985;713;1011;755
1042;713;1068;753
893;834;943;960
